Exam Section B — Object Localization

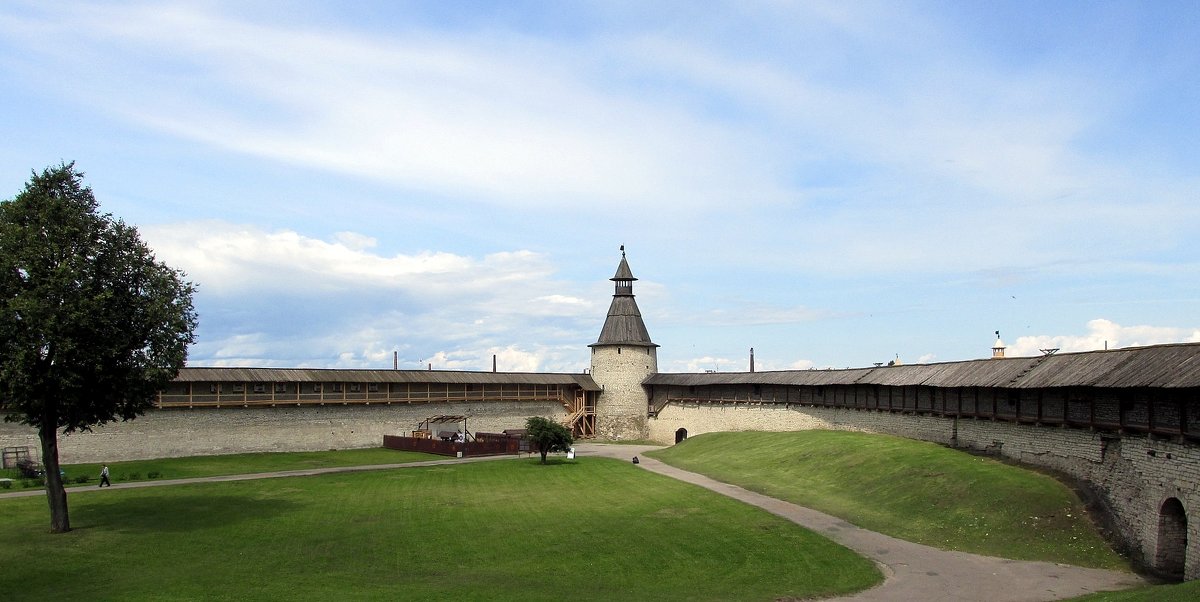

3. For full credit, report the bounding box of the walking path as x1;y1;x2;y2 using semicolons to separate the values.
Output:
3;444;1146;600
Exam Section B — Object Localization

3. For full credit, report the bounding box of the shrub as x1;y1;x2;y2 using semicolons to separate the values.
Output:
127;472;141;481
75;475;91;484
22;478;44;488
0;480;11;489
147;471;161;479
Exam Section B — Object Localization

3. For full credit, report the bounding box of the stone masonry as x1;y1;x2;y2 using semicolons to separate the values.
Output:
0;400;565;464
591;345;656;440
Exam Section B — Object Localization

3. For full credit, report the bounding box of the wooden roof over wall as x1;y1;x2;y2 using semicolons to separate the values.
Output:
645;342;1200;390
174;368;601;391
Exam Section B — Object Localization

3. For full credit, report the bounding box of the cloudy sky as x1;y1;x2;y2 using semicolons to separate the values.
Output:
2;1;1198;373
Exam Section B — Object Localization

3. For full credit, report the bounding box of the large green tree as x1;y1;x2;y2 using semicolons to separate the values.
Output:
0;163;197;532
525;416;573;464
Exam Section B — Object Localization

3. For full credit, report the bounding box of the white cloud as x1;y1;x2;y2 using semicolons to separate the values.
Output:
142;221;537;296
1007;319;1200;357
4;2;787;212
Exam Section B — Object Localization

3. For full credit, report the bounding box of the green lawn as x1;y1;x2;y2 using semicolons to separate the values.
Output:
649;430;1129;570
0;456;881;601
1;448;441;489
1068;580;1200;601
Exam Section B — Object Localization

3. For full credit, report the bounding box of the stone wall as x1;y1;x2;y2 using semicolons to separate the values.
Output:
648;402;1199;580
590;345;656;440
0;400;566;463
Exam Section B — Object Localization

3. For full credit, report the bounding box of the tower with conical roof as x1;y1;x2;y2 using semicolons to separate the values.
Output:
589;247;658;440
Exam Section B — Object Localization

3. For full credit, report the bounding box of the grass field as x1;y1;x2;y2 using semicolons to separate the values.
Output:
1066;580;1200;601
0;448;441;489
0;456;881;601
649;430;1129;569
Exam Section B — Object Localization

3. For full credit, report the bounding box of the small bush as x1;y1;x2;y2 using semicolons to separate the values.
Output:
127;472;141;481
147;471;161;479
0;480;11;489
75;475;91;484
22;478;44;488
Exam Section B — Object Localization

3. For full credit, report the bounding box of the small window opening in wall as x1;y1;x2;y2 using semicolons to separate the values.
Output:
209;384;219;394
333;383;343;393
349;383;361;393
618;347;621;354
753;385;762;397
274;383;286;394
816;386;824;397
368;383;379;393
232;383;245;393
313;384;323;393
252;384;265;394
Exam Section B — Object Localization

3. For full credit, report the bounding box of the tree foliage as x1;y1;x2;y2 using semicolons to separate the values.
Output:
0;162;197;532
525;416;573;464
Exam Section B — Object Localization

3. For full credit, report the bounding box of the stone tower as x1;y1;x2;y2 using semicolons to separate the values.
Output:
589;248;658;440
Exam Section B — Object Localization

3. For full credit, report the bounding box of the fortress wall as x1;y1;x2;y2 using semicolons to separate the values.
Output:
0;400;565;464
649;402;1200;580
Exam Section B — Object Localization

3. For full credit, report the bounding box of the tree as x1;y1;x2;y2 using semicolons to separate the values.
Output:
0;163;197;533
525;416;573;464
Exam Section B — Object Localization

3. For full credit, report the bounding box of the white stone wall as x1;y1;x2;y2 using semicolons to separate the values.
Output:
649;402;1200;580
590;345;657;440
0;401;565;463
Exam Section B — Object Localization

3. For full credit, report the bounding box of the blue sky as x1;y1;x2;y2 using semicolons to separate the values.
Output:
2;1;1198;373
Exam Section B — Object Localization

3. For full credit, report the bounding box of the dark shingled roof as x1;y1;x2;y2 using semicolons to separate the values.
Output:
645;342;1200;389
174;368;601;391
591;253;657;348
612;256;636;281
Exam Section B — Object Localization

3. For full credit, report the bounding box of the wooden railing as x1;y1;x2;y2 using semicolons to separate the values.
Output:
157;391;568;409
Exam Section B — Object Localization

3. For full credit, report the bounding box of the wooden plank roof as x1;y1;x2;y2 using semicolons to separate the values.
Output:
174;367;601;391
646;342;1200;390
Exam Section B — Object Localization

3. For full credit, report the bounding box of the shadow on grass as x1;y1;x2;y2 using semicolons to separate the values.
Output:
71;493;300;533
522;457;579;467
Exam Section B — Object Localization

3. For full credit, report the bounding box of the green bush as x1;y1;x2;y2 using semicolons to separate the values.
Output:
0;480;11;489
127;472;141;481
22;478;44;488
147;471;161;479
74;475;91;484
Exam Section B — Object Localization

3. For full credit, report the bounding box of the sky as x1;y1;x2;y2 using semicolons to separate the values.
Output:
2;1;1198;374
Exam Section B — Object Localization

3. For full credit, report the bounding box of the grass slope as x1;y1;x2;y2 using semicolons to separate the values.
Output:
649;430;1128;569
0;457;880;601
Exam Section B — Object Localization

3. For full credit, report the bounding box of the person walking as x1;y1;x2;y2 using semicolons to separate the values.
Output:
99;464;111;487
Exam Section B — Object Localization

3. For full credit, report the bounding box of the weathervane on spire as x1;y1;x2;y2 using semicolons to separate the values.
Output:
620;244;625;258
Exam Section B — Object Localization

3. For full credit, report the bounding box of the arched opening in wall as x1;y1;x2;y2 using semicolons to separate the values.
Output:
1156;497;1188;580
675;428;688;444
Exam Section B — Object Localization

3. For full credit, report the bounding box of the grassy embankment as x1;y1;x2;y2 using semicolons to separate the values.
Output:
0;456;880;601
649;430;1129;570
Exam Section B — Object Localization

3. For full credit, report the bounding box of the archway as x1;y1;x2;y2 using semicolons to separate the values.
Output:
675;428;688;444
1156;497;1188;579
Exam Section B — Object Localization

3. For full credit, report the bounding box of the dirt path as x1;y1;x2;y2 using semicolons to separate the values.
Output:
574;443;1144;601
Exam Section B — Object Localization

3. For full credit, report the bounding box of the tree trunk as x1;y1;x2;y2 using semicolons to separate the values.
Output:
38;423;70;533
539;448;548;464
